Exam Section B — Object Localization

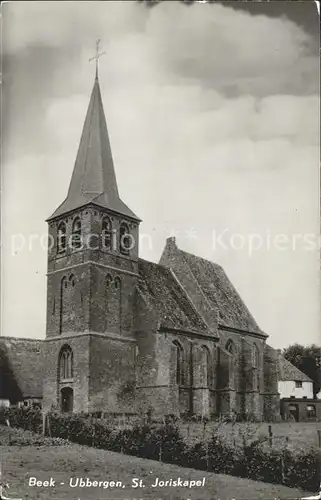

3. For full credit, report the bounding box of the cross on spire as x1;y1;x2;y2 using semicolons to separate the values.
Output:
89;39;106;80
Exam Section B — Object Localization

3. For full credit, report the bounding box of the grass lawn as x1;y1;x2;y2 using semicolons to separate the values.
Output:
0;428;314;500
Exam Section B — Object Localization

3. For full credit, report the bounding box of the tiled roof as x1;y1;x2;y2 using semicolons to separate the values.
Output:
137;259;212;336
0;337;43;399
277;354;312;382
48;76;139;221
160;238;264;335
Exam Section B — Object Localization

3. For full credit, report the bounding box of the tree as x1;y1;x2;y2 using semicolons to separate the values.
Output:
137;0;211;7
283;344;321;398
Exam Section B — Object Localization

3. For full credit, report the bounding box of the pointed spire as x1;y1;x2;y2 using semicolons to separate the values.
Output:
48;72;139;221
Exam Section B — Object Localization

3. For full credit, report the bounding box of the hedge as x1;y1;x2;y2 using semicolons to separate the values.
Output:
0;407;319;492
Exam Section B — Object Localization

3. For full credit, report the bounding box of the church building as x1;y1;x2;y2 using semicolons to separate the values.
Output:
41;71;281;420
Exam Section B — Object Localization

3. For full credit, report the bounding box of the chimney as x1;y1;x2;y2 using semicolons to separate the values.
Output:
166;236;177;247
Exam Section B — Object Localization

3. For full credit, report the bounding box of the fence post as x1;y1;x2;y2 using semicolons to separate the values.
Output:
47;414;52;438
268;424;273;447
5;418;11;445
206;441;210;471
202;420;207;441
280;455;285;484
317;429;321;448
42;412;46;436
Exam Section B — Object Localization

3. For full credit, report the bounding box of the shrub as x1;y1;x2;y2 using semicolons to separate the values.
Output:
1;407;320;492
1;407;42;433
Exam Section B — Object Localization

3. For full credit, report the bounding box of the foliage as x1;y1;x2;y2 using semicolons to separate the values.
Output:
0;406;42;433
137;0;199;7
2;407;320;492
0;425;67;447
283;343;321;397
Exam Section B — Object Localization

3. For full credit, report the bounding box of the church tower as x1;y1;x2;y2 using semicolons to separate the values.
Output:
43;69;140;414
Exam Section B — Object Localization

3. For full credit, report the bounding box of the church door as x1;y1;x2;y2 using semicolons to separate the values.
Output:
61;387;73;413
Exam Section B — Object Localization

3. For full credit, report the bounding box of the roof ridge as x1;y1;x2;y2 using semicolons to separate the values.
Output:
0;336;43;342
178;248;223;270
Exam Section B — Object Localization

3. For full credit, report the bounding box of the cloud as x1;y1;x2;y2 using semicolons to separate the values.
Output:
146;2;318;96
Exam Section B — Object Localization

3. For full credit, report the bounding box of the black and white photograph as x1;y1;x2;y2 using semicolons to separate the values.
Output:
1;1;320;499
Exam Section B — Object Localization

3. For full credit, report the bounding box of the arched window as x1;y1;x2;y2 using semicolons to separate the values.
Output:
105;275;121;331
72;218;82;250
106;274;113;288
69;274;75;287
173;341;184;386
62;277;67;289
202;346;211;387
57;222;66;254
59;345;73;380
102;217;112;250
60;276;67;334
225;339;235;355
253;344;259;369
120;222;131;255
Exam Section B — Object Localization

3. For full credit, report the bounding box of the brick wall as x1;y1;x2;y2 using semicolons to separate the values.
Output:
263;345;280;421
88;335;136;413
281;398;321;422
47;206;139;339
42;335;90;413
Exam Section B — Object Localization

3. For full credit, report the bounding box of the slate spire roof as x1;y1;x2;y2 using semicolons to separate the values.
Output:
48;74;139;221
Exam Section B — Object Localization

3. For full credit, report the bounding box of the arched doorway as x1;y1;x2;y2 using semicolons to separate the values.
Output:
61;387;73;413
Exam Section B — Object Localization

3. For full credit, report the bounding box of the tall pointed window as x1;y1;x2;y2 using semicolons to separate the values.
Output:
225;339;235;355
60;276;67;334
106;274;113;288
173;341;185;385
105;275;121;331
72;218;82;250
253;344;259;369
225;340;236;389
102;216;112;250
59;345;73;380
253;343;260;390
57;222;66;254
114;276;121;290
120;222;131;255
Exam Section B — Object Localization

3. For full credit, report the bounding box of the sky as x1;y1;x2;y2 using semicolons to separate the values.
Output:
1;1;320;349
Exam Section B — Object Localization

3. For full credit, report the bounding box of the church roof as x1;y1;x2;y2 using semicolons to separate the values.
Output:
160;238;265;336
0;337;43;400
277;354;313;382
48;75;139;221
137;259;212;336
